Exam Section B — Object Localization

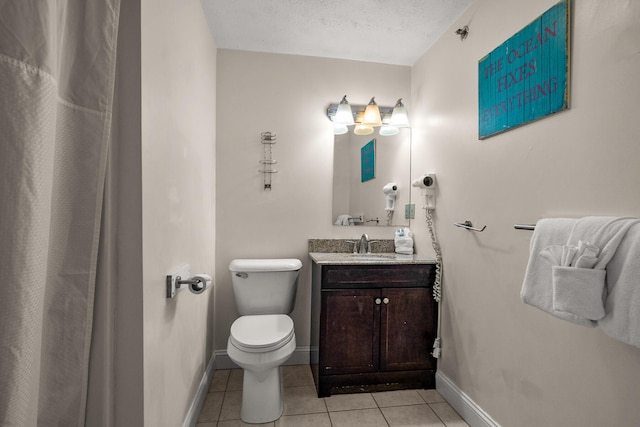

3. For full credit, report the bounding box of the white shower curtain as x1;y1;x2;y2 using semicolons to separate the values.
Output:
0;1;121;425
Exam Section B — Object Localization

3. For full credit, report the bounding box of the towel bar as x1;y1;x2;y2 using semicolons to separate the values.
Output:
514;224;536;230
454;220;486;232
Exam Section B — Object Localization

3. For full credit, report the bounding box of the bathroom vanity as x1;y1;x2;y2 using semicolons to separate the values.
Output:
309;252;438;397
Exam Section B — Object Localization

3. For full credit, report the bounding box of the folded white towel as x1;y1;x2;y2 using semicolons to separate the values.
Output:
521;218;595;326
552;266;606;320
551;217;639;321
565;217;638;269
572;241;599;268
598;222;640;347
334;214;352;226
522;216;640;330
394;235;413;255
395;247;414;255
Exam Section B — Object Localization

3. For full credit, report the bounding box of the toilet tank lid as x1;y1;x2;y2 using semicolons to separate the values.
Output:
229;258;302;272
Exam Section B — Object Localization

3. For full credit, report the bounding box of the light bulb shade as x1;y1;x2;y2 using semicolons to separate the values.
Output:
379;126;399;136
354;124;374;135
361;97;382;127
333;96;355;125
333;124;349;135
389;98;410;127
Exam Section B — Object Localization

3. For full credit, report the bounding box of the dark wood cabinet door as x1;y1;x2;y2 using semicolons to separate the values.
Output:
319;289;380;375
380;287;435;371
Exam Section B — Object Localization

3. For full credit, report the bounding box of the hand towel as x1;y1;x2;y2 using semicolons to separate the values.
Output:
552;266;607;320
598;222;640;347
551;217;640;321
334;215;352;226
394;228;414;254
521;218;597;326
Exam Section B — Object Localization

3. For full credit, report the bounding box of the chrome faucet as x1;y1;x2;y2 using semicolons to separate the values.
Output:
358;234;369;254
346;233;379;254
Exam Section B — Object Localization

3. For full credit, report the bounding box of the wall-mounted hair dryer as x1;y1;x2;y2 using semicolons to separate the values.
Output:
412;173;436;209
383;183;398;211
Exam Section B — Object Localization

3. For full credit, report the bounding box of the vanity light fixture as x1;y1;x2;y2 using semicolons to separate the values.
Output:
378;126;399;136
354;98;382;135
379;98;410;136
389;98;410;127
354;124;375;135
333;124;349;135
327;96;408;136
361;97;382;127
333;95;355;125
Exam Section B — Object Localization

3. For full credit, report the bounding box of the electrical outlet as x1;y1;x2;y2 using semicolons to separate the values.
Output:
405;204;415;219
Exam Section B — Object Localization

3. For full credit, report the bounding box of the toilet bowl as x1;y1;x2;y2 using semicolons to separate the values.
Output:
227;314;296;423
226;258;302;423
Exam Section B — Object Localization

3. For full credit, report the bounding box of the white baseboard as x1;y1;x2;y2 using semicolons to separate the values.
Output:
436;371;500;427
183;354;217;427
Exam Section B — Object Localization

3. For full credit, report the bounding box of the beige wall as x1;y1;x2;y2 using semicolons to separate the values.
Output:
141;0;217;425
411;0;640;425
215;50;411;352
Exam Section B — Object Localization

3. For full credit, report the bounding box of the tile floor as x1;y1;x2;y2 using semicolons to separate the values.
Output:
196;365;469;427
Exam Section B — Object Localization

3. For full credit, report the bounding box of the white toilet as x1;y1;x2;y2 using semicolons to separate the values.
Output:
226;258;302;424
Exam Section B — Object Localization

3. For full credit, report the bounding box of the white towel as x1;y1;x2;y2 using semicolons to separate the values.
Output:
521;218;596;326
334;214;352;226
552;266;607;320
522;216;640;330
395;247;414;255
551;217;640;321
599;222;640;347
394;232;414;255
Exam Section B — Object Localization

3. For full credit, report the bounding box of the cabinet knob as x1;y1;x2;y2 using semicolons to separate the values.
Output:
383;297;389;304
375;298;382;305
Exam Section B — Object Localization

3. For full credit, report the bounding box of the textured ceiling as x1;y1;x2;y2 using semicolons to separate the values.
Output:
201;0;472;66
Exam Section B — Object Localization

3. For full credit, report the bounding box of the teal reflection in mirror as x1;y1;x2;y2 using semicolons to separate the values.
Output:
361;139;375;182
333;128;411;227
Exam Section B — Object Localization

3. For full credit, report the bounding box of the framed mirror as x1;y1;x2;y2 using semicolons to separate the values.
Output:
332;128;411;226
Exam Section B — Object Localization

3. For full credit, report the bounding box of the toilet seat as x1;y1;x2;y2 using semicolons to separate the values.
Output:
230;314;294;353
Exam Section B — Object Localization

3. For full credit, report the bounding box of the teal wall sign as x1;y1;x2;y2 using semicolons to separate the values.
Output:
478;0;570;139
360;139;375;182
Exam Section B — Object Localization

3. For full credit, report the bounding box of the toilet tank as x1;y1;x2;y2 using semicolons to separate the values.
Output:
229;259;303;315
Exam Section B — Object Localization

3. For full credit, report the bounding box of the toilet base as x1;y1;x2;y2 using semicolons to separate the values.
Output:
240;366;283;423
227;320;296;424
227;333;296;423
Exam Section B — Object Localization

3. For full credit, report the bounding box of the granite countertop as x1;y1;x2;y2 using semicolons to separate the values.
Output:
309;252;436;265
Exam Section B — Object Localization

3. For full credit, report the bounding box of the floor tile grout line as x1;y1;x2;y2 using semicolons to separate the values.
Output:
428;402;451;427
216;370;232;423
376;406;392;427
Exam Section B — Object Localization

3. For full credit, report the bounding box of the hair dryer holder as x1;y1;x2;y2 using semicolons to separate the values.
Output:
412;173;436;209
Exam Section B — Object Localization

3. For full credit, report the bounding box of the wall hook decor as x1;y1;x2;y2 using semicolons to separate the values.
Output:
455;25;469;41
259;132;278;190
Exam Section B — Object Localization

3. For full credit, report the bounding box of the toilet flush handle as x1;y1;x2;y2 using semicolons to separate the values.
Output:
235;272;248;278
